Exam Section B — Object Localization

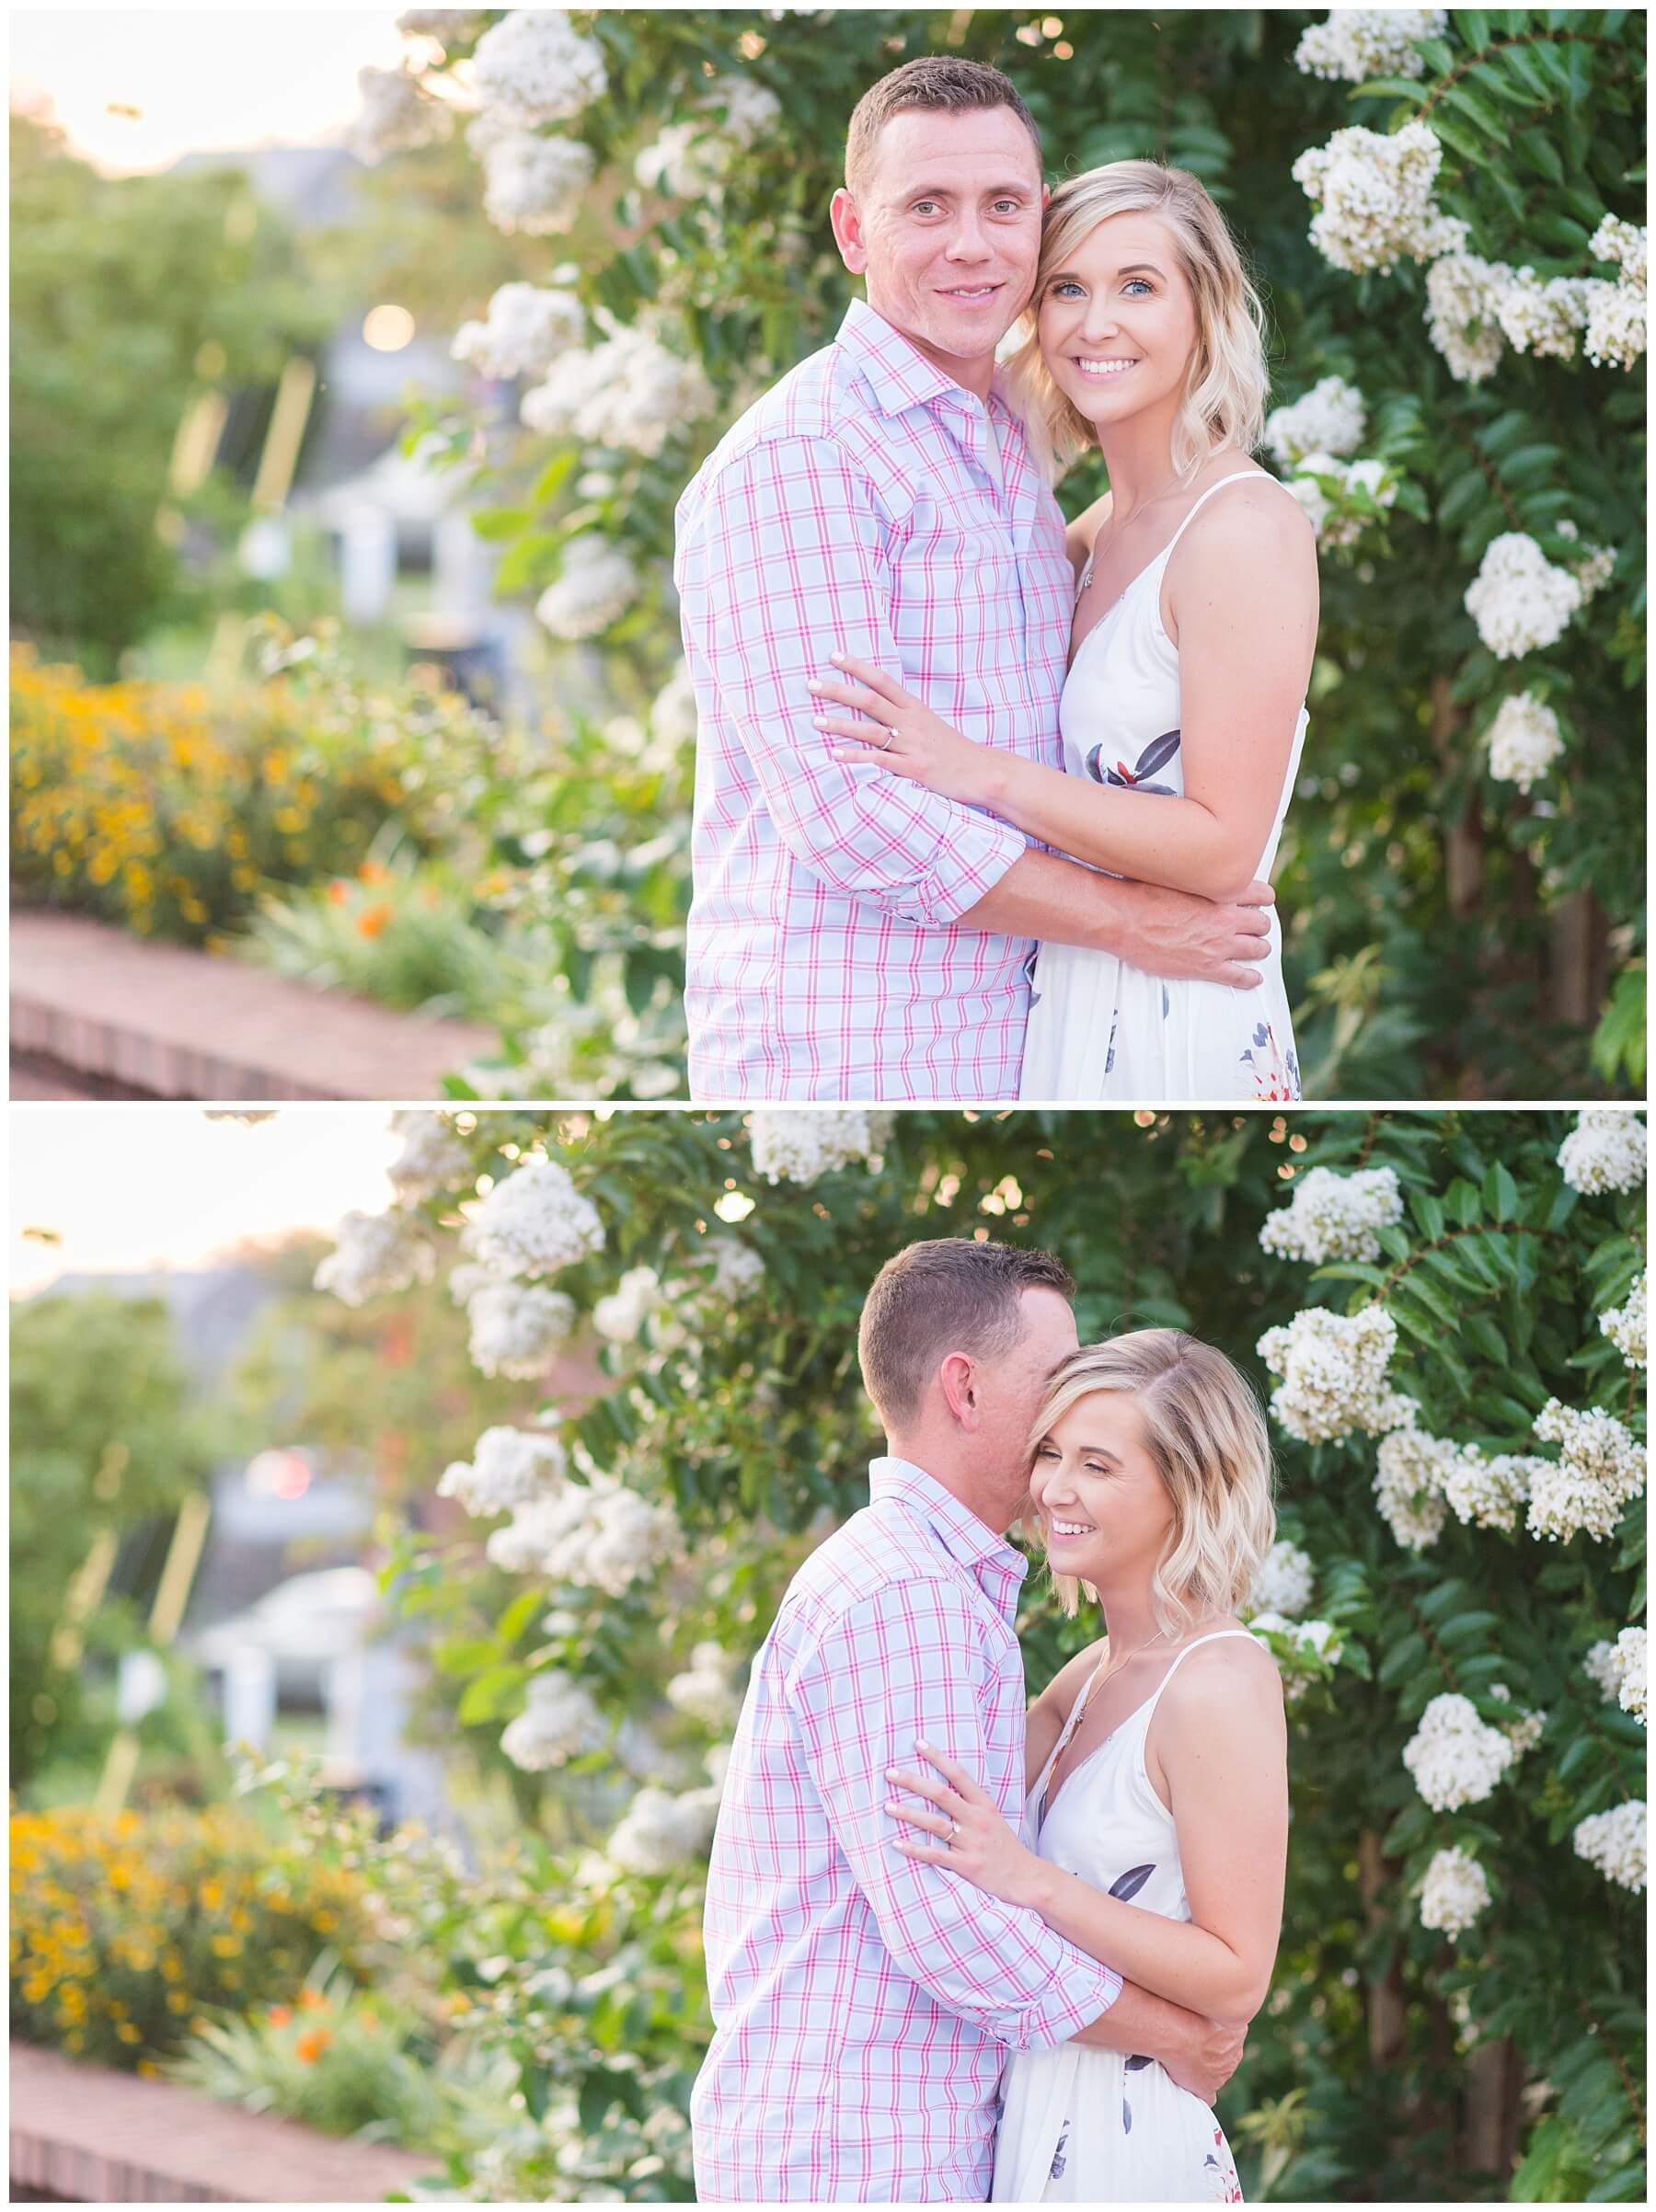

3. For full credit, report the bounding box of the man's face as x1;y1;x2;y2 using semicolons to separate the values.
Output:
831;105;1046;381
974;1287;1079;1493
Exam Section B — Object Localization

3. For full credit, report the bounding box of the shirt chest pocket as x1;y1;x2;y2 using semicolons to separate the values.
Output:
885;501;1033;692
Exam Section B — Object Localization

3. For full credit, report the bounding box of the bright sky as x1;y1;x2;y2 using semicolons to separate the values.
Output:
9;7;408;175
10;1108;404;1295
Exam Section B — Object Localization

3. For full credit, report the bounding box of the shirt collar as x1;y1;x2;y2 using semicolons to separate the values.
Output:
868;1456;1029;1585
835;298;991;422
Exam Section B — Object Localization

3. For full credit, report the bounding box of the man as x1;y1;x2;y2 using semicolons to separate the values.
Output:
692;1238;1247;2202
673;57;1273;1103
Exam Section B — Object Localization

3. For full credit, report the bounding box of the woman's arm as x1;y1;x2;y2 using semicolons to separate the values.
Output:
888;1643;1287;2024
1024;1639;1106;1793
810;485;1318;902
1064;489;1113;580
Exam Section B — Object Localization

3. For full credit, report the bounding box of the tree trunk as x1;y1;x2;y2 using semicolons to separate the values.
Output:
1463;2034;1523;2183
1358;1829;1406;2069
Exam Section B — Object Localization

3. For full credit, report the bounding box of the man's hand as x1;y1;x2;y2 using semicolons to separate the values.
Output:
1072;1977;1248;2106
1157;2013;1248;2107
1111;877;1274;989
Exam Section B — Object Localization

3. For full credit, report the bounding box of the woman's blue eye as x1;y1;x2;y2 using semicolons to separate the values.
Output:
1049;280;1084;298
1124;278;1154;295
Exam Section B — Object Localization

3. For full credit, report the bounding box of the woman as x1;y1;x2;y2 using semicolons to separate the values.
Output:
808;162;1318;1102
884;1331;1288;2202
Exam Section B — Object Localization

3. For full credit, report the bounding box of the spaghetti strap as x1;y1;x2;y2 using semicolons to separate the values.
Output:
1158;469;1276;563
1139;1628;1259;1724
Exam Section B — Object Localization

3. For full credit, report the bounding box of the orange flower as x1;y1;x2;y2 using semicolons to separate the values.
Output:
357;860;389;885
268;2004;292;2027
294;2027;330;2063
327;880;351;905
356;902;393;939
298;1986;327;2011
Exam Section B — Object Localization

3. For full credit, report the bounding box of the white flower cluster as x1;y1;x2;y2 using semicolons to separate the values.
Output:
1248;1539;1317;1618
702;1237;765;1301
1256;1306;1403;1444
1555;521;1616;605
593;1265;664;1344
1613;1627;1647;1725
466;1281;578;1379
1489;1681;1547;1757
1423;254;1508;384
1485;692;1564;794
1258;1165;1404;1265
477;129;595;235
439;1424;568;1518
535;538;641;641
1425;248;1616;382
1291;120;1467;276
1437;1447;1542;1535
650;660;700;751
521;317;716;458
749;1109;895;1186
1282;453;1397;550
635;74;784;197
1402;1692;1516;1810
607;1782;721;1876
1528;1399;1647;1543
1582;215;1648;372
452;283;585;382
1600;1272;1647;1371
386;1109;473;1203
1463;533;1582;659
1572;1800;1647;1893
1558;1112;1647;1196
486;1472;684;1594
350;64;454;163
1263;375;1367;467
314;1209;435;1307
1418;1844;1491;1939
665;1641;748;1730
1293;9;1446;83
468;1159;605;1278
500;1668;604;1771
469;9;607;125
1374;1423;1453;1549
1582;1638;1624;1700
1248;1613;1341;1702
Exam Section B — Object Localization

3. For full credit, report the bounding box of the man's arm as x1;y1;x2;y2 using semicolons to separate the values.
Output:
1073;1977;1248;2109
960;851;1273;989
788;1579;1121;2053
678;436;1029;929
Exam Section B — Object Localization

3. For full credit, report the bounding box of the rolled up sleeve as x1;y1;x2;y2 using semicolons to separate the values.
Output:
678;435;1027;926
786;1580;1121;2051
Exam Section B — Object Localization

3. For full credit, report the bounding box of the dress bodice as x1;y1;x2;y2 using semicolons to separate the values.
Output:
1058;473;1308;886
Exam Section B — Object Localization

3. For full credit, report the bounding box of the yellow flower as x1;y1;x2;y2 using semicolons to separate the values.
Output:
209;1932;240;1957
116;2021;143;2045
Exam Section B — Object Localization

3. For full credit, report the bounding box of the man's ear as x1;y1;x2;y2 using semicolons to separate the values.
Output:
937;1350;980;1430
830;186;869;275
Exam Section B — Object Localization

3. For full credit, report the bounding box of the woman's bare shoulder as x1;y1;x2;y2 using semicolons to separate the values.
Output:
1032;1635;1108;1717
1064;490;1114;578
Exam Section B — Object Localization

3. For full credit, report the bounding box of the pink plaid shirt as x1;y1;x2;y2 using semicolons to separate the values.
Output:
692;1459;1122;2203
673;301;1075;1103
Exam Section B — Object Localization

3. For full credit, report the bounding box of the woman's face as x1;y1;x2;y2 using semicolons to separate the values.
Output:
1028;1389;1178;1587
1036;209;1200;441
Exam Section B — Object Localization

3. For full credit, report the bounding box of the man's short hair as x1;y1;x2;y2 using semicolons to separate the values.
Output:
858;1237;1075;1426
845;56;1043;198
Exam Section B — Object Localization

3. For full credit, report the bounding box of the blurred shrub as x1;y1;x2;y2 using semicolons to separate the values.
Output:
8;1804;380;2070
9;632;490;944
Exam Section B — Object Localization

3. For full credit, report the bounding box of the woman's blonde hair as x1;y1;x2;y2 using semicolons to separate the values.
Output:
1027;1329;1276;1634
1001;160;1270;483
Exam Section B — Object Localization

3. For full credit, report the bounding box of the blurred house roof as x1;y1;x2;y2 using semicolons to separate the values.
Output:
25;1264;278;1384
168;143;366;229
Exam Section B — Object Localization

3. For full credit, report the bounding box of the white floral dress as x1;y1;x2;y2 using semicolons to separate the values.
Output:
1018;474;1307;1104
991;1633;1253;2204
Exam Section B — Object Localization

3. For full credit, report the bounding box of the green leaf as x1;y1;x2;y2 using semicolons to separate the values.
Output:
1483;1162;1519;1220
469;506;529;541
1441;83;1512;144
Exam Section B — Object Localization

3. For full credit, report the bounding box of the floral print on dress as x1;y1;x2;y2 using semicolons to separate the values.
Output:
1049;2123;1071;2181
1203;2126;1245;2202
1086;726;1182;794
1240;1020;1301;1102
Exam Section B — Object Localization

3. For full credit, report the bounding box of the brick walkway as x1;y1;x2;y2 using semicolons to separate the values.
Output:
10;909;498;1102
10;2043;442;2203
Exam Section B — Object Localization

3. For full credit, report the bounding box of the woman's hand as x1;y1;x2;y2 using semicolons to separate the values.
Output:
887;1740;1045;1908
809;655;1003;808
